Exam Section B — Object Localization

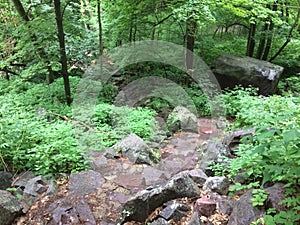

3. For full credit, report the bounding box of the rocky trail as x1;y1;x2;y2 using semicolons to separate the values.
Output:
0;118;285;225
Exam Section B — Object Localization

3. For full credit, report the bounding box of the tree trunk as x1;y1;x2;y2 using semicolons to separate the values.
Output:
185;18;197;71
256;23;269;59
54;0;71;105
246;23;256;57
97;0;103;55
11;0;29;21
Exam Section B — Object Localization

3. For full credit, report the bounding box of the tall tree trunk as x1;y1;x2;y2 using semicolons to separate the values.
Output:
246;23;256;57
185;18;197;71
97;0;103;55
256;23;269;59
54;0;71;105
11;0;29;21
262;3;277;60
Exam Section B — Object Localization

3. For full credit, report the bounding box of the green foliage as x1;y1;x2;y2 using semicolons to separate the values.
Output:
278;75;300;96
217;86;300;224
251;189;268;207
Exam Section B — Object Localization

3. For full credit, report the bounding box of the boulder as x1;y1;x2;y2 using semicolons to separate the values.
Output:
0;190;23;225
112;133;158;166
222;129;255;152
203;176;230;195
167;106;198;133
228;189;265;225
150;217;169;225
0;171;12;190
211;54;284;95
119;172;200;223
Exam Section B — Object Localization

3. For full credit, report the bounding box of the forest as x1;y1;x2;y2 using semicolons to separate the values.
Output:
0;0;300;224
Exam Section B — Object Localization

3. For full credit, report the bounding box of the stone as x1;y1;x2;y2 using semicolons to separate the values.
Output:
188;212;203;225
119;172;200;223
210;192;234;215
17;175;56;213
112;133;158;166
228;189;265;225
103;147;119;159
69;170;104;195
48;195;96;225
222;129;255;152
150;217;169;225
186;169;208;186
194;197;216;217
160;200;190;221
0;171;12;190
265;183;286;212
167;106;198;133
12;171;35;188
211;54;284;95
203;176;230;195
0;190;23;225
198;141;231;174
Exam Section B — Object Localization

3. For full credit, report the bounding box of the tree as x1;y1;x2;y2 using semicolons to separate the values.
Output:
54;0;71;105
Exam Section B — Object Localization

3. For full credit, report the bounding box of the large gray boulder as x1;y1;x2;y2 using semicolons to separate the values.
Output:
211;54;284;95
167;106;198;133
112;134;158;166
0;190;23;225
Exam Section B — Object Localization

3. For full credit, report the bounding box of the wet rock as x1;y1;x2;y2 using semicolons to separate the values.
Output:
48;195;96;225
198;141;231;174
119;172;200;223
167;106;198;133
203;176;230;195
210;192;234;215
0;171;12;190
69;170;104;195
211;54;284;95
160;200;190;221
265;183;286;212
228;189;265;225
0;190;23;225
113;134;158;166
150;217;169;225
194;197;216;217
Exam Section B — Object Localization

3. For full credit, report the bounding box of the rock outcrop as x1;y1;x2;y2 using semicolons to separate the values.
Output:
211;54;284;95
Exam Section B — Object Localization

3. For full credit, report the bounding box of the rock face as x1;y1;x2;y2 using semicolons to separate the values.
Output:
211;54;284;95
167;106;198;133
228;189;265;225
112;133;158;166
120;172;200;223
0;190;23;225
